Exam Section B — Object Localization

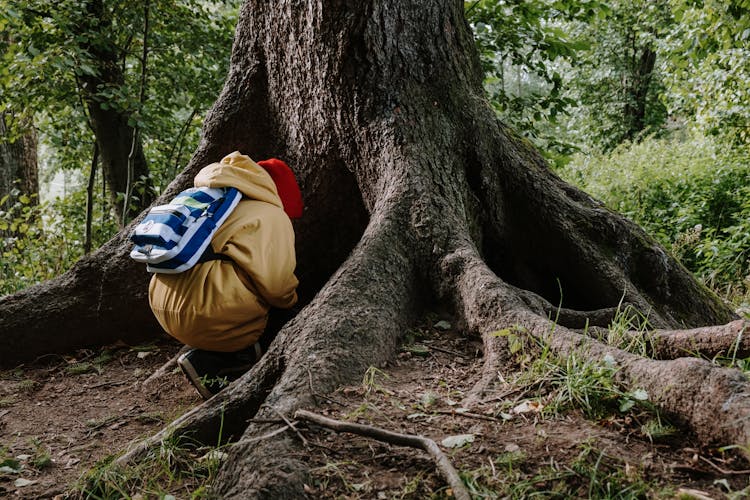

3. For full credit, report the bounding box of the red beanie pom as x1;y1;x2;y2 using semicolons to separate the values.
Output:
257;158;304;219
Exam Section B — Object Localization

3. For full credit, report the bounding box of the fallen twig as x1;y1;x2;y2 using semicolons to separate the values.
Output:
269;406;309;447
232;425;290;448
427;344;467;358
434;409;501;423
141;346;190;388
294;409;471;500
698;455;750;475
86;380;129;390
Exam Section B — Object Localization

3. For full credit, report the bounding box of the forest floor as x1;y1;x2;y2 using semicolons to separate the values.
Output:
2;317;750;498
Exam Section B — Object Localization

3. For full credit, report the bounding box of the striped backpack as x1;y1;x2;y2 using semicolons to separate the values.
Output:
129;186;242;273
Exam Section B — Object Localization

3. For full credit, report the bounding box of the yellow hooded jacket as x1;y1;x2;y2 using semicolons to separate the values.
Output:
148;152;299;352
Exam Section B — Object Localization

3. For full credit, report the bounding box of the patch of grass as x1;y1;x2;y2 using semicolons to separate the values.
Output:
0;397;15;407
569;442;661;499
460;443;668;499
310;461;370;496
500;328;670;436
362;366;393;396
69;434;225;498
29;438;53;470
602;303;657;358
640;417;678;443
92;349;116;367
66;362;98;376
15;379;37;393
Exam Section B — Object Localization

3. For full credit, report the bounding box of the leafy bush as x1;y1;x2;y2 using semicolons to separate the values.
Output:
0;187;119;296
558;132;750;304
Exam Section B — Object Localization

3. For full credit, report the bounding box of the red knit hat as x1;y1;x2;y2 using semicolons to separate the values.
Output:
257;158;304;219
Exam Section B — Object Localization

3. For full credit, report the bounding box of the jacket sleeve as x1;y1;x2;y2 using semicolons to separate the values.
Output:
222;208;299;309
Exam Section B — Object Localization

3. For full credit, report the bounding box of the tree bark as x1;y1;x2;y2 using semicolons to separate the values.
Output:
0;1;743;496
0;113;38;207
624;45;657;141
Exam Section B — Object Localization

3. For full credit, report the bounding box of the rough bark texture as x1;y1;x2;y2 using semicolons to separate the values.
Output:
0;1;744;497
624;45;657;140
0;113;38;205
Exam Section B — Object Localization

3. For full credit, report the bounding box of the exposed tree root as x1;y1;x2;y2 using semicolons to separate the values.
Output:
294;409;471;500
646;320;749;360
118;201;424;497
141;345;190;389
444;243;750;451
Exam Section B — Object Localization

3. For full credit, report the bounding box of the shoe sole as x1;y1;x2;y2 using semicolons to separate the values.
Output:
177;353;215;400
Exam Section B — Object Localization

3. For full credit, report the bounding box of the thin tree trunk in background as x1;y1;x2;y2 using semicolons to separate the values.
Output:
624;45;657;141
84;143;100;254
122;0;151;226
79;0;153;224
0;113;39;208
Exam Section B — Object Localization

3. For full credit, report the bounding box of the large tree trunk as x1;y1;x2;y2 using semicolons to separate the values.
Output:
0;1;745;496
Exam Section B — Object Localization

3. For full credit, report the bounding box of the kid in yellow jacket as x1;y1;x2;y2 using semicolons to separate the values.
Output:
149;151;302;398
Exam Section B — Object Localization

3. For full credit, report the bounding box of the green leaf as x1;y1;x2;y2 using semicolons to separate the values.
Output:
619;399;635;412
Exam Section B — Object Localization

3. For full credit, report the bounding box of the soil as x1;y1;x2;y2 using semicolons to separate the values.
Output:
2;321;750;498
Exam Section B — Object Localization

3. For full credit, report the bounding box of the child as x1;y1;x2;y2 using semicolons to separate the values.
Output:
149;151;302;398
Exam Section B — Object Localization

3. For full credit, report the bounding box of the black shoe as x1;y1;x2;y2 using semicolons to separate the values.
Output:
177;343;264;399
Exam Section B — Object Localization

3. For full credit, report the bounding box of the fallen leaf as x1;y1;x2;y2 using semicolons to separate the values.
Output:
505;443;521;453
441;434;475;448
199;450;228;462
137;351;153;359
675;488;714;500
512;400;543;414
14;478;36;487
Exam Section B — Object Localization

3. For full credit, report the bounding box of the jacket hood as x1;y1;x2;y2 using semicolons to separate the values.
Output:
193;151;283;209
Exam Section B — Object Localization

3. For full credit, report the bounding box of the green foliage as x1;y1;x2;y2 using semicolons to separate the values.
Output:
497;328;658;422
558;132;750;301
0;0;239;189
0;183;118;295
560;0;671;152
466;0;600;155
664;0;750;145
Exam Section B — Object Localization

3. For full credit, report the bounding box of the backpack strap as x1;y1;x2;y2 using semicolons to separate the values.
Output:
197;245;233;264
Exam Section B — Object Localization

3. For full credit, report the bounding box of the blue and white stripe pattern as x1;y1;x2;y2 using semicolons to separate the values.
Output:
130;186;242;273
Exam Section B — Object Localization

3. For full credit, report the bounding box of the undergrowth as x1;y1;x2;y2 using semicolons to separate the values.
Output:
495;322;676;442
0;187;118;296
70;434;224;499
558;132;750;310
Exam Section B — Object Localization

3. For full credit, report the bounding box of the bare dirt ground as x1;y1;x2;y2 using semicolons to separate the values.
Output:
2;319;750;498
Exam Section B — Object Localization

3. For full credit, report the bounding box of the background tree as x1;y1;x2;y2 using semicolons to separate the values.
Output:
0;0;238;221
663;0;750;145
467;0;594;157
561;0;671;151
0;113;38;212
0;28;39;218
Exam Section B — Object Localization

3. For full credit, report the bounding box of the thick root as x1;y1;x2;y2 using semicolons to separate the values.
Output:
443;242;750;450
